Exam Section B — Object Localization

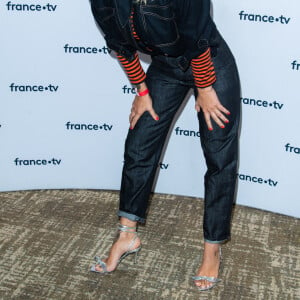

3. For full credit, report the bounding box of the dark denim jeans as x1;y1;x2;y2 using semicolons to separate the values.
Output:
118;31;241;243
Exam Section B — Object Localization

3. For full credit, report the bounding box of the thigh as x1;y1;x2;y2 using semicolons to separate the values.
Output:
146;60;191;121
198;35;240;135
196;35;241;170
125;62;191;154
211;32;240;122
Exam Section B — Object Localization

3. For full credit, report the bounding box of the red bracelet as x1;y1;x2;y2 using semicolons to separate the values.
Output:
136;88;149;97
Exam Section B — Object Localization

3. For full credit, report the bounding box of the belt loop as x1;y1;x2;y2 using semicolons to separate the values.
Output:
175;56;189;71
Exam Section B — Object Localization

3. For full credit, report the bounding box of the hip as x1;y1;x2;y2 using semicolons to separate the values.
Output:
148;30;238;85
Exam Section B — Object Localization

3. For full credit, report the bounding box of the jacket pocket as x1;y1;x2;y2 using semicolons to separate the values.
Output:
140;3;179;47
91;0;116;30
92;6;115;24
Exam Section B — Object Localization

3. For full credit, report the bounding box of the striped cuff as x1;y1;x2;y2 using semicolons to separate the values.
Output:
117;52;146;85
191;48;216;88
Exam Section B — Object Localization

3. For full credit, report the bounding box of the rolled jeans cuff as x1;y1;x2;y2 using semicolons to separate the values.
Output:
204;238;229;244
118;210;146;223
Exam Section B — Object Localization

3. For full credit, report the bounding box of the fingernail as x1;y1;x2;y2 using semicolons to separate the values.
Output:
226;112;231;115
130;127;133;130
208;128;213;131
224;120;229;123
155;116;159;121
221;125;225;129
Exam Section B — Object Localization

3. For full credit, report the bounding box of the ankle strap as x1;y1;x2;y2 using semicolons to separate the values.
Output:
118;223;137;233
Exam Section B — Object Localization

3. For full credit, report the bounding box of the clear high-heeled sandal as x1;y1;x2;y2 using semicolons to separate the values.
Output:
192;247;222;291
90;223;141;274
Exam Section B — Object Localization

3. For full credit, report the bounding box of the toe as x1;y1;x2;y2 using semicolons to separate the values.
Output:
90;264;102;272
194;279;212;290
194;279;204;287
94;264;103;272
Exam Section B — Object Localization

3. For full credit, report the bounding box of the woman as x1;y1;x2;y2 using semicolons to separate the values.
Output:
90;0;240;291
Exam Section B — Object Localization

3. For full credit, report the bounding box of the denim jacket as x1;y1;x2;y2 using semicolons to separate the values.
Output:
91;0;218;70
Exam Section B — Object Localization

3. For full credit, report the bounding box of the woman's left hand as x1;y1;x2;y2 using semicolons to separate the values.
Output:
195;86;230;130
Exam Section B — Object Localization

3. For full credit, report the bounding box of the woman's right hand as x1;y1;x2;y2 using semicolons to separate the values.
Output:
129;89;159;130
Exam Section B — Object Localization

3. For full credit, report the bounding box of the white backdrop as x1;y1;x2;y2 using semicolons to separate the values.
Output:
1;1;299;218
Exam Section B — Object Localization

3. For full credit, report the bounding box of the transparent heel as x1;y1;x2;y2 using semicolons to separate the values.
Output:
134;248;140;264
90;223;141;275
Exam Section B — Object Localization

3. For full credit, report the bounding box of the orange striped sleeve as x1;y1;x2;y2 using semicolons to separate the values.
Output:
191;48;216;88
117;52;146;85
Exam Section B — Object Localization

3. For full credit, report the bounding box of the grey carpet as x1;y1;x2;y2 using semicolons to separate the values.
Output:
0;190;299;300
